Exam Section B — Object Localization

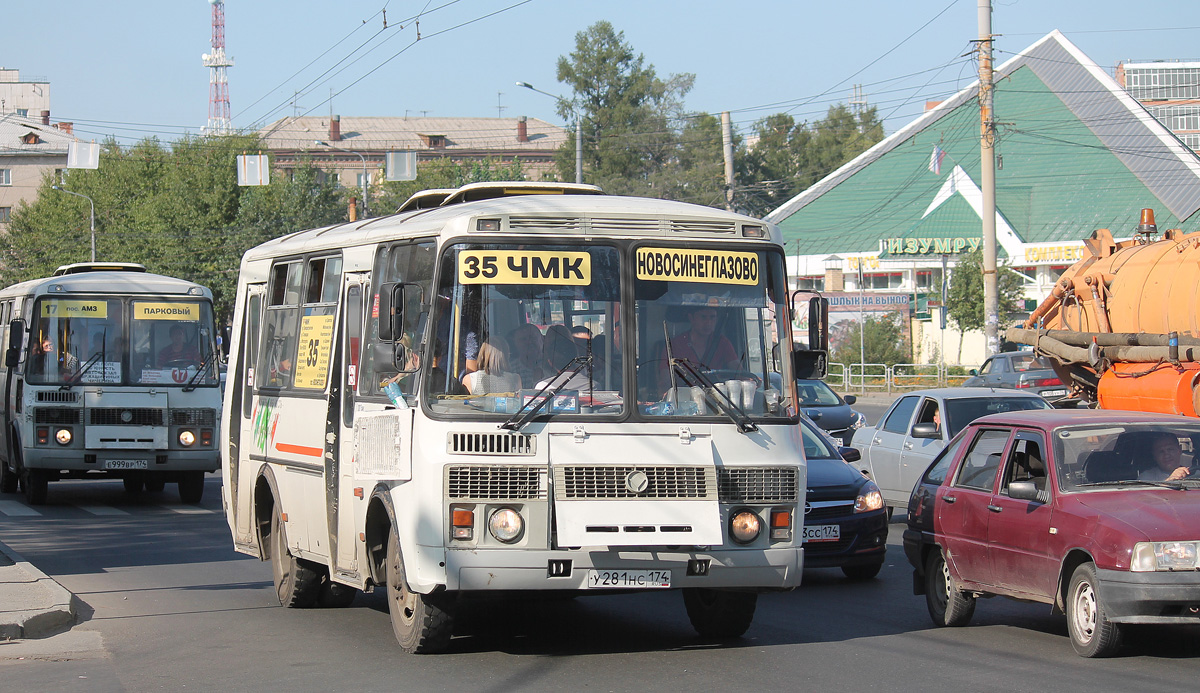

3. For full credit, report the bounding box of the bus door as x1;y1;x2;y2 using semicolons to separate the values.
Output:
334;272;368;573
232;284;265;542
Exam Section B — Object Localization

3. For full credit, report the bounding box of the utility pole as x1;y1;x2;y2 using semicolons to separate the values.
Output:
978;0;1000;357
721;112;735;211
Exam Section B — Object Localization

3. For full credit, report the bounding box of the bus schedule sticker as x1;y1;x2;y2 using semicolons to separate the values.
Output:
458;250;590;285
41;300;108;318
133;302;200;321
294;314;335;389
636;248;759;285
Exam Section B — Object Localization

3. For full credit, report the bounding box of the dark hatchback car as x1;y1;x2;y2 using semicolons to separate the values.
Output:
800;417;888;579
961;350;1069;402
904;410;1200;657
796;379;866;446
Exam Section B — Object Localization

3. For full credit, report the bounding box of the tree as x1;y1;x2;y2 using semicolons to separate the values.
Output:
946;248;1026;361
554;21;705;198
832;313;911;367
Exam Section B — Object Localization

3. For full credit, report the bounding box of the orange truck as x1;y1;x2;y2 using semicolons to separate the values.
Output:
1008;209;1200;415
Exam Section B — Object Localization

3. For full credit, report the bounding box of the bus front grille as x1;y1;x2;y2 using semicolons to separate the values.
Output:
554;466;716;500
90;408;164;426
715;465;801;501
170;408;217;426
37;391;79;403
446;466;548;500
718;467;800;503
34;408;83;424
447;432;536;456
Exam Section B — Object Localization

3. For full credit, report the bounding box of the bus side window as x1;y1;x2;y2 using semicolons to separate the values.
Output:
259;261;302;389
343;284;363;427
242;293;262;418
363;241;434;398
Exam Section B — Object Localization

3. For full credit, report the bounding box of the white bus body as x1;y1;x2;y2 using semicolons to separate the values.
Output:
221;183;807;652
1;263;222;504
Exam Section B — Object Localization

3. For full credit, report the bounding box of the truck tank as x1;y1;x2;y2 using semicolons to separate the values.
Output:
1008;209;1200;415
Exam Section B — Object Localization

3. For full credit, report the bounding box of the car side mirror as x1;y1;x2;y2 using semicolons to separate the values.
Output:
910;422;940;439
1008;480;1041;502
969;368;978;376
843;394;857;405
839;446;861;463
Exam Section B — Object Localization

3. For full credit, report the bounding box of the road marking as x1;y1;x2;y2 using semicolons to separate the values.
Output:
164;506;214;515
80;505;131;516
0;500;41;516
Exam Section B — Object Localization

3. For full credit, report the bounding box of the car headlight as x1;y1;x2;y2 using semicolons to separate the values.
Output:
488;507;524;543
1131;541;1200;571
730;510;761;544
55;428;72;445
854;481;884;513
851;412;867;429
178;430;196;447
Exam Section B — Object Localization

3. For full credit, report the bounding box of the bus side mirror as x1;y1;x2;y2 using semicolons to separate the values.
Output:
377;283;402;342
5;319;25;368
792;348;827;380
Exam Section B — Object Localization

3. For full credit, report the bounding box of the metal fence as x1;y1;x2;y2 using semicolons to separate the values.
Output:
826;363;979;393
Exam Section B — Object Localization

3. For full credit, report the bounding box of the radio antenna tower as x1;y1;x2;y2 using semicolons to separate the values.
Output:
202;0;234;135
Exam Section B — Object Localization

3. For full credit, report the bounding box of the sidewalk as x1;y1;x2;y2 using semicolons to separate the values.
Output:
0;540;78;640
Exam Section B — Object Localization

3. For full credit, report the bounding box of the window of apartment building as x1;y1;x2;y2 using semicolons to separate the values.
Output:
1127;67;1200;101
0;207;11;223
794;276;824;291
16;109;28;117
915;269;945;292
0;169;11;186
356;171;370;188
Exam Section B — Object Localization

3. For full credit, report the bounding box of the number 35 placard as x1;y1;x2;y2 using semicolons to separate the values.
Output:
294;313;335;389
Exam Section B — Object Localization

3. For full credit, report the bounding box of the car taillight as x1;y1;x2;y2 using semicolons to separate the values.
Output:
1032;377;1062;387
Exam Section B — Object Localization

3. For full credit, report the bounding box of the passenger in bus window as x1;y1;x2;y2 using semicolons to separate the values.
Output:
462;338;520;394
670;307;738;372
508;323;547;386
158;324;201;367
536;326;592;392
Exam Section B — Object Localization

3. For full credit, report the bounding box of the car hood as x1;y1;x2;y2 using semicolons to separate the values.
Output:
801;403;853;430
806;456;868;491
1074;490;1200;539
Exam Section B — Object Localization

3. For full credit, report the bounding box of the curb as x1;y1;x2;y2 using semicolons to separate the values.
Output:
0;540;78;640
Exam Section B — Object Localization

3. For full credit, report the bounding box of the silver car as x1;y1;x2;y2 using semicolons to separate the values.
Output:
962;350;1069;401
850;388;1052;512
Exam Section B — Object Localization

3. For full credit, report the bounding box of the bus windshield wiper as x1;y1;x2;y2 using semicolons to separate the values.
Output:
670;358;758;434
500;354;593;432
61;352;104;390
183;351;216;392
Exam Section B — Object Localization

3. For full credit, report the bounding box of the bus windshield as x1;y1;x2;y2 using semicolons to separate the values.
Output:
27;296;218;387
633;245;794;418
426;243;623;416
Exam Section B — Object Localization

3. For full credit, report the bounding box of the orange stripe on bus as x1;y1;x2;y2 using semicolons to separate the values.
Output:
275;442;324;457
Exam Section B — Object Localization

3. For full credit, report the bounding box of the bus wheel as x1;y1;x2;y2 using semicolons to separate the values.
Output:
1;459;17;494
23;469;49;506
269;510;320;608
386;526;453;653
145;478;166;493
178;471;204;504
683;588;757;639
318;579;358;608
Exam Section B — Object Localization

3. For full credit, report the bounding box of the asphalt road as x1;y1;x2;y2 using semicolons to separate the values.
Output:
2;472;1199;692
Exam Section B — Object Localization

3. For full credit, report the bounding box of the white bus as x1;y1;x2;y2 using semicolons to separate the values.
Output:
0;263;222;505
222;182;813;652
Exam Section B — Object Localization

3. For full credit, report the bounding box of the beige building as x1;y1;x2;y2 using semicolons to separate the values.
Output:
0;68;50;118
257;115;568;194
0;114;75;229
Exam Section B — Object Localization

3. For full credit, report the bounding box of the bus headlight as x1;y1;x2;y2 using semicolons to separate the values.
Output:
488;508;524;543
179;430;196;447
55;428;73;445
730;510;761;544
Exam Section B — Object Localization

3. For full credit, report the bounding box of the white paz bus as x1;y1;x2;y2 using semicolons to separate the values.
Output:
1;263;222;504
222;182;820;652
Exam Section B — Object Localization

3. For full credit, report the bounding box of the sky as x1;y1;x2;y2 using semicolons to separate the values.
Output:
2;0;1198;146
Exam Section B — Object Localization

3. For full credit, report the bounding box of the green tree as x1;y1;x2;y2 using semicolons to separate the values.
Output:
554;21;704;198
946;248;1026;361
832;314;911;367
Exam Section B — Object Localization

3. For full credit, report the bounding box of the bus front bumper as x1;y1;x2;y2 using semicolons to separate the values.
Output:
443;546;804;591
21;448;220;474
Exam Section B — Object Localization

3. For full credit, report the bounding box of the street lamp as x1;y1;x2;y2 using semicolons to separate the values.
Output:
516;81;582;184
314;140;369;218
51;185;96;262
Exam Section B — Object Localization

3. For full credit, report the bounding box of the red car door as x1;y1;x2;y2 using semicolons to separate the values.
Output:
936;428;1012;587
985;430;1057;599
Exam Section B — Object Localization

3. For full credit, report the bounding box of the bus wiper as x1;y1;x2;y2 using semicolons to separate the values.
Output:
60;352;103;390
183;351;216;393
670;358;758;434
500;354;593;432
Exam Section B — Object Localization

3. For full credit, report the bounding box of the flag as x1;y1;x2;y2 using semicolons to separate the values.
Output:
929;145;946;175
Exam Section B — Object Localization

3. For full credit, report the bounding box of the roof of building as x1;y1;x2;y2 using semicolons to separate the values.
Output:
0;113;73;155
257;116;567;154
765;31;1200;256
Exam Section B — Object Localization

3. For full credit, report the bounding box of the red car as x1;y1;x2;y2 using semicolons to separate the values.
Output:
903;409;1200;657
